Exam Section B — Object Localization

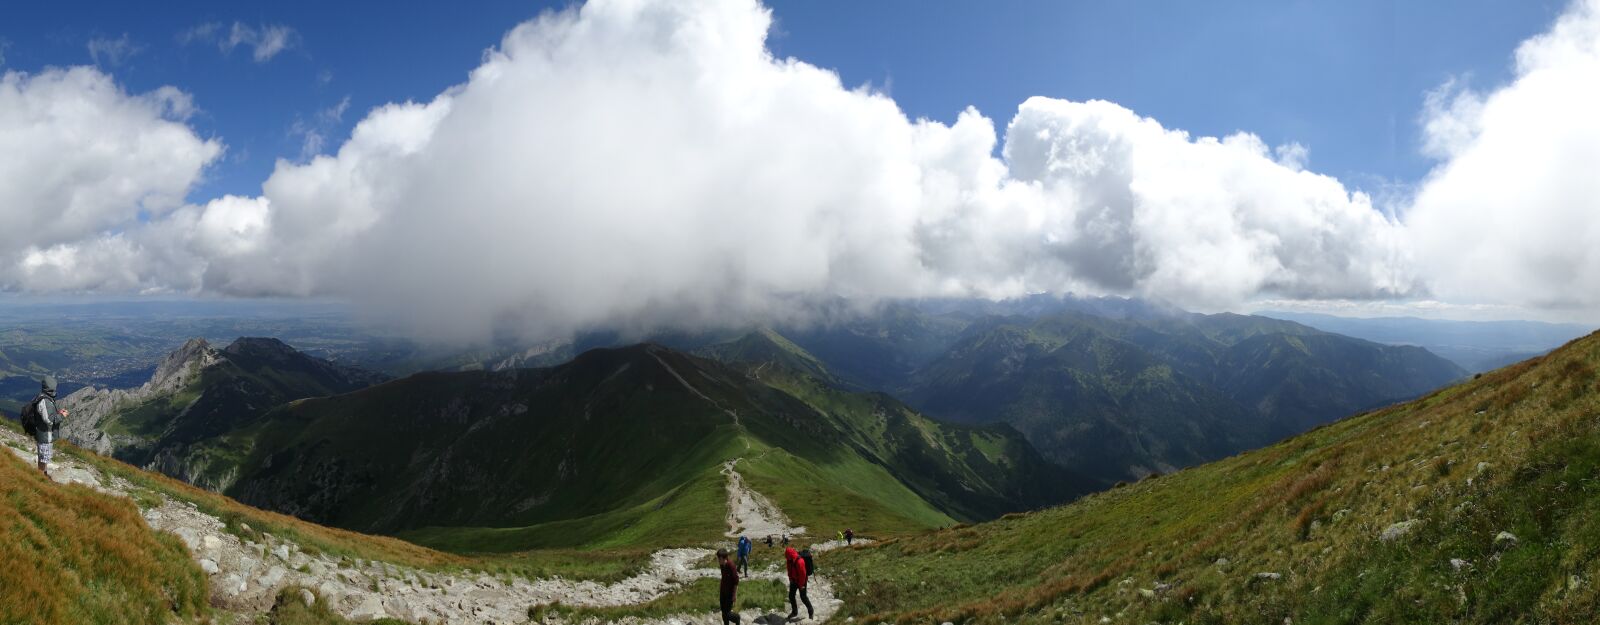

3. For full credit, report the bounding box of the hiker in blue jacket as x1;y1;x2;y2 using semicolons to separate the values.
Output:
736;535;753;576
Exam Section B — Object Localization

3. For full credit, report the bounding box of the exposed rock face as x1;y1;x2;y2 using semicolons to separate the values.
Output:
58;336;385;491
60;338;217;455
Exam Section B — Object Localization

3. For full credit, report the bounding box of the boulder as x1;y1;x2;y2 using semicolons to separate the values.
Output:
1380;520;1421;542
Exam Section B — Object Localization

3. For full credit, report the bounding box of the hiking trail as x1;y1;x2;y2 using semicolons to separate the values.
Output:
2;428;856;624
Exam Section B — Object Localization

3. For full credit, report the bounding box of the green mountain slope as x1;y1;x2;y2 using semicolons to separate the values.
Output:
900;312;1465;483
61;337;387;490
702;329;1093;519
832;331;1600;624
216;343;1079;550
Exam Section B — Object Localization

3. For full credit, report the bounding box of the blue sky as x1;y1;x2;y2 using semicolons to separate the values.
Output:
0;0;1566;202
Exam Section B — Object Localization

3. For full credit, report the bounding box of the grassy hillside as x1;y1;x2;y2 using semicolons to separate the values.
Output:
0;423;208;625
831;331;1600;624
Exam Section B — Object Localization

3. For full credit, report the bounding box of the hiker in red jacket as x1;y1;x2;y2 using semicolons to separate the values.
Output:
717;547;741;625
784;546;814;621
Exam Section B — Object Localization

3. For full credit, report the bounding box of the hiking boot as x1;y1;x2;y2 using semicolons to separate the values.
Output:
37;462;50;478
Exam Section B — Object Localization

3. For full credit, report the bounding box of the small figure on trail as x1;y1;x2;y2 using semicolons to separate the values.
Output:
845;528;854;546
20;376;68;478
717;547;741;625
736;534;753;577
784;546;814;622
837;530;844;542
765;535;774;548
781;534;790;547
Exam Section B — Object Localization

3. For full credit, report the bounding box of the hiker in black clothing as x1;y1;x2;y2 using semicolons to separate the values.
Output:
717;547;741;625
764;535;773;548
845;528;854;546
20;376;68;478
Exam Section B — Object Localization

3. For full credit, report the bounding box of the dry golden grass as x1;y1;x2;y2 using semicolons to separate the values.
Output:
0;450;207;624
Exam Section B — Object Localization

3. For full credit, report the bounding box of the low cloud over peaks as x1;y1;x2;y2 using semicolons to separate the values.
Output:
2;0;1598;341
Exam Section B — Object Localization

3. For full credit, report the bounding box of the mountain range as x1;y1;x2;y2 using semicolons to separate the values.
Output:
62;333;1082;550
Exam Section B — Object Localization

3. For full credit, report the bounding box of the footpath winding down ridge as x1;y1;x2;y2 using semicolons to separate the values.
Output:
1;425;850;625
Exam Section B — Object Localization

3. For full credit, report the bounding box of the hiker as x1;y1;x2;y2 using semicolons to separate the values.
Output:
781;534;790;547
784;546;814;621
717;547;741;625
736;534;753;577
837;530;844;542
764;535;773;548
845;528;854;546
20;376;67;477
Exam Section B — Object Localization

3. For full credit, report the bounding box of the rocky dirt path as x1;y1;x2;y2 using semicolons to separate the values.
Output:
3;427;847;624
722;458;805;540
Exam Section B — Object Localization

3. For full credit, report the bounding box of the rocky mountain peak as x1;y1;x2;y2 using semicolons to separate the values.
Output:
150;337;218;392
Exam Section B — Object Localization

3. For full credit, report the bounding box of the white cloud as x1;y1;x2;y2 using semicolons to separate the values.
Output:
153;0;1413;342
87;34;143;67
181;21;298;63
1405;0;1600;311
7;0;1600;342
0;66;221;292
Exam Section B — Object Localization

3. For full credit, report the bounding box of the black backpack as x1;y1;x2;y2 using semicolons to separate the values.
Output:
19;395;42;436
800;549;817;576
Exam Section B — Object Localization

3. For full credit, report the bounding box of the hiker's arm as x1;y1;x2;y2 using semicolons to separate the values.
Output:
42;398;64;426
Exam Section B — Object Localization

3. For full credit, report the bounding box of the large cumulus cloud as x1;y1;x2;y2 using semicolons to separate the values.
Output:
3;0;1596;341
178;0;1415;341
1405;0;1600;311
0;66;221;291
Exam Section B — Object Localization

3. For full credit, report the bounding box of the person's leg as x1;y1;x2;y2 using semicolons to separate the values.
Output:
800;586;814;618
788;582;799;618
722;608;742;625
35;438;52;475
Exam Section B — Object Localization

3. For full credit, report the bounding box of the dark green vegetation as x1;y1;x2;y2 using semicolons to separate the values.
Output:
0;421;208;625
831;331;1600;624
64;337;386;490
796;307;1466;484
212;342;1078;552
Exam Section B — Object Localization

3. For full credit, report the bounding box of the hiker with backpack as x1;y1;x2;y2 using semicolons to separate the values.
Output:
845;528;854;546
717;547;741;625
20;376;67;478
736;534;753;577
784;546;815;621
